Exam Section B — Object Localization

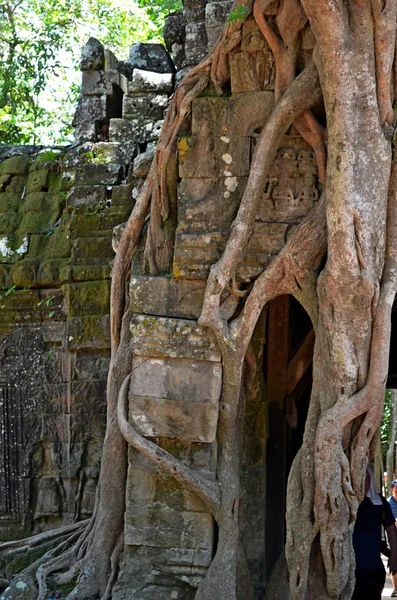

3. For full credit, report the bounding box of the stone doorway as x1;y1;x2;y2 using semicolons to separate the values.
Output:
264;295;314;579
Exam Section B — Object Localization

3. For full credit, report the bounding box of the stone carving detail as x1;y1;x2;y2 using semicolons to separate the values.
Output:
0;329;61;536
260;134;319;222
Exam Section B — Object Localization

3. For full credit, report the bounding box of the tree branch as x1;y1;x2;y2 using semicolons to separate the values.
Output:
371;0;397;126
117;375;221;517
199;61;322;338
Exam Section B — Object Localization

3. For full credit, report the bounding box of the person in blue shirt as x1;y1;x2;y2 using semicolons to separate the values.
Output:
388;480;397;596
352;468;397;600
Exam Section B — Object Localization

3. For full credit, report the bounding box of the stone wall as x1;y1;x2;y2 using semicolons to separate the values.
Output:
1;4;319;598
0;38;176;542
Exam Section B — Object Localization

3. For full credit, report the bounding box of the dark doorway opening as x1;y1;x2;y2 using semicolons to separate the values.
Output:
264;295;314;579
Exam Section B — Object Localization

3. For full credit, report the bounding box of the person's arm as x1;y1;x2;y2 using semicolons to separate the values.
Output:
386;524;397;573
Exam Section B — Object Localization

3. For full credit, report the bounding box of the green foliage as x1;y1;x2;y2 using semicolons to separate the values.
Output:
226;4;250;24
0;0;183;145
381;389;392;462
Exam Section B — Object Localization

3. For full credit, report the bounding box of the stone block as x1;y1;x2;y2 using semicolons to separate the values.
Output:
178;135;251;178
113;545;207;600
191;92;274;138
177;176;244;234
0;155;30;175
70;264;111;281
128;43;174;74
185;6;206;22
130;355;221;401
229;51;275;94
63;281;111;317
10;259;38;287
130;276;206;319
71;236;114;264
205;0;233;28
37;259;70;286
128;439;217;475
185;22;207;65
125;506;214;550
128;69;174;94
66;315;110;350
70;413;106;443
70;380;107;414
133;147;154;178
18;211;60;235
66;185;107;212
72;352;110;381
80;37;105;71
109;118;136;143
26;169;49;194
0;212;21;233
72;95;107;127
111;182;135;207
93;141;134;165
164;10;186;54
126;465;207;513
130;315;221;361
75;163;123;186
129;356;221;442
173;232;226;279
21;191;60;214
0;192;20;213
122;94;168;121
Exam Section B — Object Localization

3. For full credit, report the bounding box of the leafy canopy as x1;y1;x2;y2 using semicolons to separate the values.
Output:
0;0;182;145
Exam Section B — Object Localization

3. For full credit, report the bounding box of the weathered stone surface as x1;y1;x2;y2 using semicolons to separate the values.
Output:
129;356;221;442
80;37;105;71
113;545;205;600
185;22;207;65
71;237;114;264
128;69;173;94
177;176;244;234
125;506;214;549
206;1;233;48
0;155;30;176
191;92;274;137
133;147;154;178
122;94;168;122
130;276;206;319
75;163;123;186
178;135;251;178
72;95;107;127
72;352;110;381
257;135;320;223
126;465;207;513
130;315;221;361
63;281;111;317
66;185;107;212
229;51;275;94
93;141;134;165
108;118;136;144
66;315;110;350
128;43;174;74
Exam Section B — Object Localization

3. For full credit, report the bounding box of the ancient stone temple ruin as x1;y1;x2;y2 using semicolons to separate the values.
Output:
0;2;322;597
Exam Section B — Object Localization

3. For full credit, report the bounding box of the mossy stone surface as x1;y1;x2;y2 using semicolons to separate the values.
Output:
18;211;61;235
0;155;30;175
0;192;22;213
63;280;111;317
26;170;49;194
71;236;114;264
0;213;22;234
11;259;39;287
67;314;110;350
